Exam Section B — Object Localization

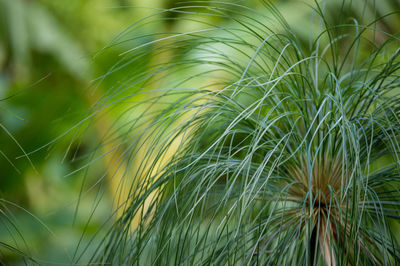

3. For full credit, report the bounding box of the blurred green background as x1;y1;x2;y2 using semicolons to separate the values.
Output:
0;0;175;263
0;0;399;264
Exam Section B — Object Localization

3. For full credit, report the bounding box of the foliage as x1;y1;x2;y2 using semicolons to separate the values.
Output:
1;0;400;265
0;0;143;263
84;1;400;265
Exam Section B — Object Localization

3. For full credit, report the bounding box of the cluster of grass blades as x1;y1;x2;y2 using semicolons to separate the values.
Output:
75;0;400;265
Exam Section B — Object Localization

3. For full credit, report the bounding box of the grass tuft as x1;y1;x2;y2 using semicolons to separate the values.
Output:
73;1;400;265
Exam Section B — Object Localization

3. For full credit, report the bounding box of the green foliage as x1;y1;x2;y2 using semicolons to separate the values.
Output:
1;0;400;265
0;0;141;263
84;1;400;265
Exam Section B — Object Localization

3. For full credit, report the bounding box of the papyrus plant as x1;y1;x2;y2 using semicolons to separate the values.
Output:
86;1;400;265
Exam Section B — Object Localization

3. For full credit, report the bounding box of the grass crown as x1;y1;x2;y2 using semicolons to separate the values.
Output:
81;1;400;265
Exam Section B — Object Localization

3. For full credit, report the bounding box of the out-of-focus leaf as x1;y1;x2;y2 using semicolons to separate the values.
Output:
0;0;90;81
0;0;30;81
28;3;90;81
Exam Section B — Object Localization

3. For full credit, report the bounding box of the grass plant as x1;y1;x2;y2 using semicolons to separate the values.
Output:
80;1;400;265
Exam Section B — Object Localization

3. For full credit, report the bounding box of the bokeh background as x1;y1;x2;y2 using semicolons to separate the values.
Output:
0;0;399;264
